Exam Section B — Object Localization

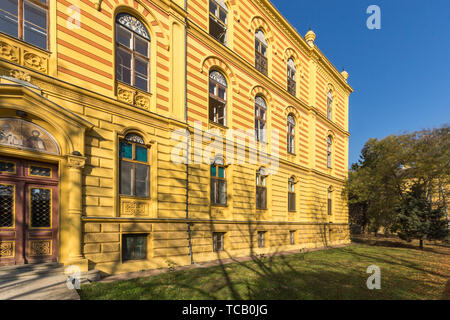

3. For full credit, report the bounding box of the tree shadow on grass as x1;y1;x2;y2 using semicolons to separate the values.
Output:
351;236;450;256
79;244;447;300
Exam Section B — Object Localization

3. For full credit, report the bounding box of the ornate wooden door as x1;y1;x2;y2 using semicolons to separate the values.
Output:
0;157;58;265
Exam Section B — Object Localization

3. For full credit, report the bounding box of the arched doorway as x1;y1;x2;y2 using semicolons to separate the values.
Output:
0;118;60;265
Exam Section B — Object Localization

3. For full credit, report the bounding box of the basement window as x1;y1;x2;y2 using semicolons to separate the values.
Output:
290;231;296;245
258;231;266;248
213;232;225;252
122;234;147;261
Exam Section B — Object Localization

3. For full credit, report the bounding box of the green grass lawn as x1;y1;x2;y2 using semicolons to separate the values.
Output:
78;239;450;300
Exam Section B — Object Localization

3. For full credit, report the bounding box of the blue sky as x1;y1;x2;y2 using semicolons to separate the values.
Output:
271;0;450;167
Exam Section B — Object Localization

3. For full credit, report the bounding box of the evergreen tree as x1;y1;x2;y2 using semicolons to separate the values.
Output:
391;184;449;249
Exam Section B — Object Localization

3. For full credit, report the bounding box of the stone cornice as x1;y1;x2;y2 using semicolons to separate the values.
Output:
82;216;349;226
0;60;188;132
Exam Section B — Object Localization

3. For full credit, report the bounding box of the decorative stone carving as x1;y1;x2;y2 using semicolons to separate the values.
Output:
341;70;349;81
0;41;19;63
66;155;86;169
305;30;316;47
117;83;152;110
117;13;150;40
135;94;150;110
0;242;14;257
124;133;145;145
23;51;47;73
9;69;31;82
117;86;134;104
121;200;149;217
30;240;51;256
94;0;103;10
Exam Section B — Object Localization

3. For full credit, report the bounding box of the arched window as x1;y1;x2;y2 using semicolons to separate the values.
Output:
287;58;296;96
327;91;333;120
287;115;295;154
210;156;227;205
288;177;296;212
0;0;49;50
255;30;268;75
116;13;150;92
327;186;333;215
327;135;333;168
256;167;267;210
255;96;267;143
209;70;227;126
209;0;228;44
119;133;150;197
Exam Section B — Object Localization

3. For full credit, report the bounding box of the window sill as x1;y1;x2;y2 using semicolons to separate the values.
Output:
210;35;227;47
122;259;147;264
208;121;228;130
0;31;51;55
116;80;151;95
120;195;151;201
211;204;228;208
116;81;152;110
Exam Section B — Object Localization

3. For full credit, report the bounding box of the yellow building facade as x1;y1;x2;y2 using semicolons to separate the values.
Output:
0;0;352;274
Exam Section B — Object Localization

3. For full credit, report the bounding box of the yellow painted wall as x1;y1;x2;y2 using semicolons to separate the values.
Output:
0;0;352;274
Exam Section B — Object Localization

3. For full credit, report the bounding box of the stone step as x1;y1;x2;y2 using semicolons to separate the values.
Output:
0;264;102;284
0;263;65;281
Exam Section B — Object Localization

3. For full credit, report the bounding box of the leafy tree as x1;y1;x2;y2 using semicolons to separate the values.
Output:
391;183;449;249
345;124;449;237
345;136;408;234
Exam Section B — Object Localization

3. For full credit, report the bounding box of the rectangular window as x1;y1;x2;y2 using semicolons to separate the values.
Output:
0;184;14;228
255;99;267;143
327;97;333;120
23;0;47;49
290;231;295;245
116;47;132;85
115;23;150;92
257;231;266;248
256;173;267;210
209;0;227;44
30;188;51;228
0;0;48;50
328;189;332;216
255;39;268;76
255;53;268;75
287;66;296;96
288;178;296;212
0;0;19;38
209;74;227;126
29;165;51;177
256;186;266;209
211;164;227;205
122;234;147;261
0;161;15;173
213;232;225;252
119;140;150;198
288;192;295;212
